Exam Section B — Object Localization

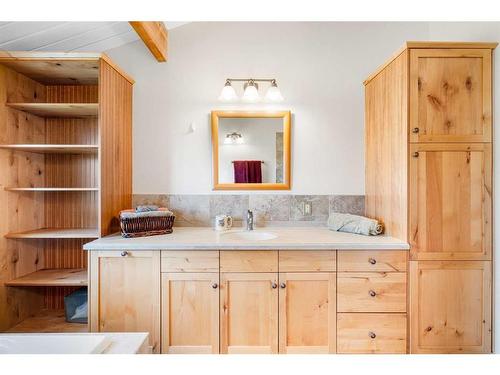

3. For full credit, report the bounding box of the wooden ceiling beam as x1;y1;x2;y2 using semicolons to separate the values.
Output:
129;21;168;62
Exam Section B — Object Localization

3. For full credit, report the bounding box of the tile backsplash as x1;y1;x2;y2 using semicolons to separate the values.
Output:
132;194;365;227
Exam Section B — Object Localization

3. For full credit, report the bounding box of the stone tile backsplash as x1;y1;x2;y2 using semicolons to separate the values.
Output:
133;194;365;227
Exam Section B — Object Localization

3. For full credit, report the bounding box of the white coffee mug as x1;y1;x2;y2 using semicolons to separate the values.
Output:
215;215;233;231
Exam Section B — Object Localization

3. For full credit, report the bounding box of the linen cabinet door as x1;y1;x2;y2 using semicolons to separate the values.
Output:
89;250;160;353
409;261;492;353
220;273;278;354
161;273;219;354
409;143;492;260
279;273;336;354
409;48;492;142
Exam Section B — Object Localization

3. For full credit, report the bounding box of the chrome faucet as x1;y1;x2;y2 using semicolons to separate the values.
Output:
246;210;254;231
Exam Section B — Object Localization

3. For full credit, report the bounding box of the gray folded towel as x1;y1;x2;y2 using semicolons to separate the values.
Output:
135;205;159;212
327;213;383;236
120;208;173;219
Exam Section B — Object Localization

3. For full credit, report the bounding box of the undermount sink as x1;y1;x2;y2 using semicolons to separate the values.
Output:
221;231;278;241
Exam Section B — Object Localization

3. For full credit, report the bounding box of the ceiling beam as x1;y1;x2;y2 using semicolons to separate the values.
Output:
129;21;168;62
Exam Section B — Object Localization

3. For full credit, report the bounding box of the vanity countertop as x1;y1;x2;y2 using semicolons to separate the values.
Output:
83;227;409;251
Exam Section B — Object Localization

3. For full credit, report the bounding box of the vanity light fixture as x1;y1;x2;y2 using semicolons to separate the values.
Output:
224;132;244;144
219;78;284;103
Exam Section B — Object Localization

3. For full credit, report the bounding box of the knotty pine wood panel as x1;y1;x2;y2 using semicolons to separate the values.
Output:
0;64;47;331
364;50;408;241
98;59;133;236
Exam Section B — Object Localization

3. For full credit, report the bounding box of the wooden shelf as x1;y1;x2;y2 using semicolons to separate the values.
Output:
5;228;99;239
5;268;88;287
7;309;88;333
4;187;98;192
0;144;98;154
6;103;98;118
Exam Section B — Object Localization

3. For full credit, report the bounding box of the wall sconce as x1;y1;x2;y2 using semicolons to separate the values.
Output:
224;132;244;144
219;78;284;103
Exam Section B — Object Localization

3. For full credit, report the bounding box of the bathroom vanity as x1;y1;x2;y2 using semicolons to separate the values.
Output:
84;227;409;354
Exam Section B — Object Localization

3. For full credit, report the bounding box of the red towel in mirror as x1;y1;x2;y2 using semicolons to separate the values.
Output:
233;161;262;183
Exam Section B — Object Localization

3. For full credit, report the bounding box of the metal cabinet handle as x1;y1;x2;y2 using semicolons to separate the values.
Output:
369;290;377;297
121;251;129;257
212;283;218;289
412;152;419;158
369;331;377;339
280;283;286;289
412;127;420;134
368;258;377;265
271;282;278;289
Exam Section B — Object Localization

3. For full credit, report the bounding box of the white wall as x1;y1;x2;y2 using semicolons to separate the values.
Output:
106;22;429;195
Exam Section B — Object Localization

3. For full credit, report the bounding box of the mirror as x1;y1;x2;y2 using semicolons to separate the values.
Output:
211;111;291;190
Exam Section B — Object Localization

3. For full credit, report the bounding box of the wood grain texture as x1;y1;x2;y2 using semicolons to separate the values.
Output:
220;272;278;354
6;103;98;118
7;309;88;333
337;313;407;353
0;63;46;331
5;268;87;287
409;49;492;142
337;250;407;272
89;251;160;353
98;59;133;236
409;143;492;260
279;272;336;353
364;50;408;240
409;261;491;353
220;250;278;272
5;228;99;239
129;22;168;62
337;272;407;313
161;250;219;273
161;273;219;354
278;250;336;272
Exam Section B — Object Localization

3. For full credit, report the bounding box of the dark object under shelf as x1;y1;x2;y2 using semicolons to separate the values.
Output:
64;287;87;324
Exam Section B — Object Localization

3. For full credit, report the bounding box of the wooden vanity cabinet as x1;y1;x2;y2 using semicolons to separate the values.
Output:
89;250;160;353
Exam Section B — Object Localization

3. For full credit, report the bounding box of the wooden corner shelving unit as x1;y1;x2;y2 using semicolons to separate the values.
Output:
0;51;133;333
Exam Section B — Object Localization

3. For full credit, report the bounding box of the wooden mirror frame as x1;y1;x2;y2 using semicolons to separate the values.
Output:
211;110;291;190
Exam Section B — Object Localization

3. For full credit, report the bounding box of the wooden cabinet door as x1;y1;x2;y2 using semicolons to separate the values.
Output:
409;261;491;353
409;48;492;142
220;273;278;354
89;250;160;353
278;273;336;353
161;273;219;354
409;143;491;260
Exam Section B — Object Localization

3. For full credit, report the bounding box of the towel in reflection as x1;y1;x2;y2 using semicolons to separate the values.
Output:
233;160;262;183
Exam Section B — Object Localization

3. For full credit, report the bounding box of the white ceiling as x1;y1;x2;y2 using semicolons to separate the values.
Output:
0;21;187;52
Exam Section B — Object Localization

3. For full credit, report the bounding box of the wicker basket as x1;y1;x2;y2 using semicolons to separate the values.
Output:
120;212;175;238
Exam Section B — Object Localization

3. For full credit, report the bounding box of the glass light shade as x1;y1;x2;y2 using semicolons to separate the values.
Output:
264;84;284;102
218;84;238;102
242;84;260;103
224;133;244;145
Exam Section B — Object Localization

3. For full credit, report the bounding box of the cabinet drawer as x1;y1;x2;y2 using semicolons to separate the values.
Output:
337;250;407;272
220;251;278;272
337;313;407;353
161;251;219;272
337;272;406;312
279;250;336;272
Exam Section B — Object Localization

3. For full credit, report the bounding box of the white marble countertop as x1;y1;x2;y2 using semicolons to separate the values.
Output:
83;227;409;251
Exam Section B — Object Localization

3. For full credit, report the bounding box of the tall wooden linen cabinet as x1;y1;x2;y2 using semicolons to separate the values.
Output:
0;52;133;333
364;42;496;353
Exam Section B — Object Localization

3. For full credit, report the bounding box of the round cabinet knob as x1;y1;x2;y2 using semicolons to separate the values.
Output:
412;152;419;158
369;290;377;297
120;251;128;257
211;283;218;289
369;332;377;339
280;283;286;289
368;258;377;265
271;282;278;289
412;127;420;134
